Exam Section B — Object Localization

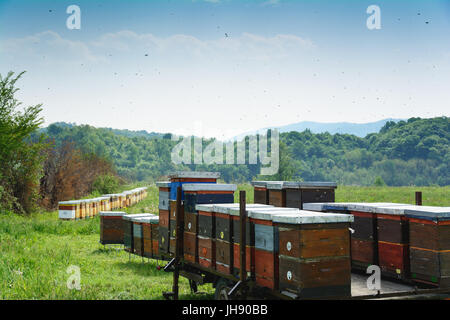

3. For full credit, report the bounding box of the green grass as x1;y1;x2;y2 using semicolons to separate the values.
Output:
0;183;449;299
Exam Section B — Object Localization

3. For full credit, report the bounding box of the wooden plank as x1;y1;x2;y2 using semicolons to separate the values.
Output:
159;191;170;210
183;231;197;260
215;213;231;242
216;239;232;266
279;255;351;298
254;188;268;205
159;209;169;228
184;212;198;234
378;241;409;278
351;238;376;265
377;215;409;244
198;212;214;238
268;189;286;207
278;226;350;259
254;224;278;252
255;248;278;290
159;226;169;253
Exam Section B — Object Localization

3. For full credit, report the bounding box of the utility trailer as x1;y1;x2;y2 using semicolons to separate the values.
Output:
161;188;450;300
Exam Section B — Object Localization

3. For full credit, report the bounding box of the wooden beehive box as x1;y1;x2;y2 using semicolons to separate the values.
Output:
100;211;127;245
122;214;154;254
251;181;270;205
168;171;220;200
196;204;216;268
58;200;77;220
140;216;158;258
346;203;408;271
157;181;170;211
267;182;286;207
226;204;274;276
372;204;415;279
283;182;337;210
246;207;302;290
405;206;450;287
213;204;234;275
273;211;353;299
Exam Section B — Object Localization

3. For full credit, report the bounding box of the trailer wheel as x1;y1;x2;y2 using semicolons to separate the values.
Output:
214;278;231;300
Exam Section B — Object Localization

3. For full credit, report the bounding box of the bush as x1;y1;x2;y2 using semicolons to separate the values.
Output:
92;174;120;194
373;176;386;187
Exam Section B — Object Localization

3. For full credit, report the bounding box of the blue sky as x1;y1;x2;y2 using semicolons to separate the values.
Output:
1;0;449;138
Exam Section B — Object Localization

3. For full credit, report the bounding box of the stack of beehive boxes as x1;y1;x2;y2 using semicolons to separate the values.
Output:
251;181;337;209
156;171;220;258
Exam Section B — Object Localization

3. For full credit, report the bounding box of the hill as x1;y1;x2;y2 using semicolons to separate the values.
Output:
233;118;404;140
39;117;449;186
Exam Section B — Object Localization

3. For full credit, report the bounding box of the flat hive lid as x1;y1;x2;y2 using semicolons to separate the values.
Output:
251;181;269;188
169;171;220;179
212;203;273;215
283;181;337;189
347;202;409;213
273;210;354;224
195;204;216;212
303;202;359;212
372;204;417;215
156;181;171;188
182;183;237;192
59;200;77;205
266;181;284;190
135;215;158;223
247;207;302;220
404;206;450;221
123;213;154;221
100;211;127;217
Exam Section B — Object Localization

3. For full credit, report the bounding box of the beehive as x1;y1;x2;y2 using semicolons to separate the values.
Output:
267;182;286;207
79;200;86;219
405;206;450;287
251;181;270;205
213;204;234;275
369;204;416;279
183;184;236;264
100;211;127;244
273;210;353;299
345;203;409;271
217;203;274;277
140;215;159;258
168;171;219;200
58;200;77;220
122;214;154;254
283;182;337;209
246;208;301;289
196;204;216;268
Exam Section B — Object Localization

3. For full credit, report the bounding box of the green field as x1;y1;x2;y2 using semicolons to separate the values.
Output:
1;184;449;299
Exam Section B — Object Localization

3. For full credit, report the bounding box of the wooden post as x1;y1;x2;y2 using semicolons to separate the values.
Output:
172;186;183;300
239;190;246;283
415;191;422;206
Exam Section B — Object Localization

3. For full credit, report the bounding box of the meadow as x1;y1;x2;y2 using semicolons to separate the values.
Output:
0;184;449;300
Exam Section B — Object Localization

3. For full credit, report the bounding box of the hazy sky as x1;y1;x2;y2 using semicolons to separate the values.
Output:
1;0;449;139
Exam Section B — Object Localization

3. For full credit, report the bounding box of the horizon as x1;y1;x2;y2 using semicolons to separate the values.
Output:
1;0;449;139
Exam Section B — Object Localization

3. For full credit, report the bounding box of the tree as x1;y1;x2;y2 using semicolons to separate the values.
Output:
0;71;48;213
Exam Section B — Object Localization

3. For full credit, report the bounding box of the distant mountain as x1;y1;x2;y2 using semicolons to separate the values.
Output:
234;118;404;140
